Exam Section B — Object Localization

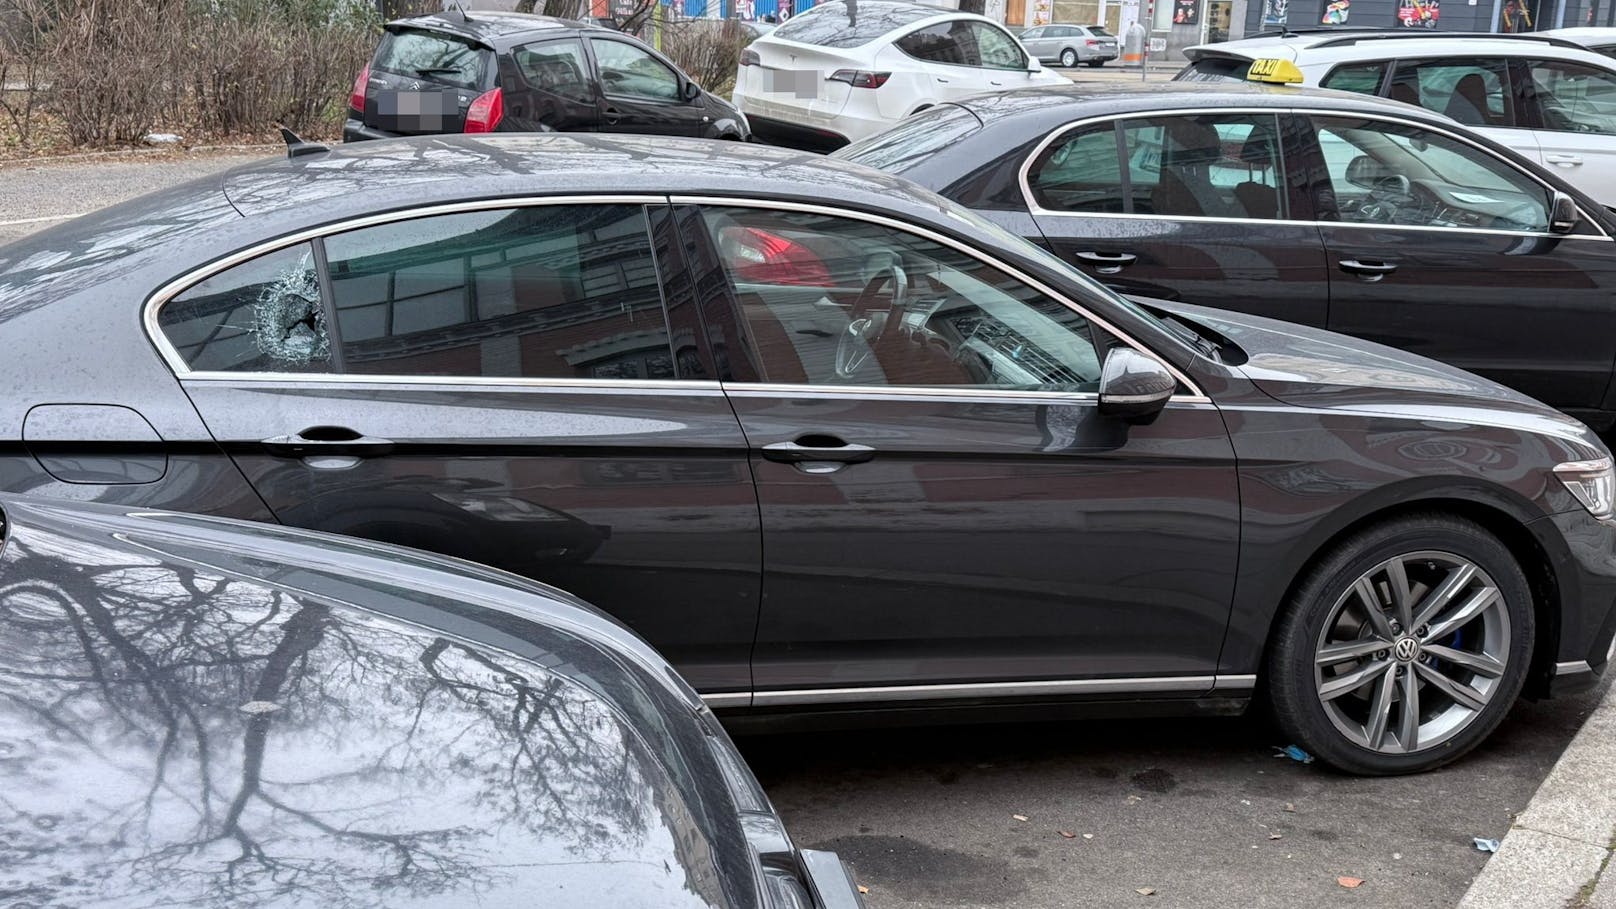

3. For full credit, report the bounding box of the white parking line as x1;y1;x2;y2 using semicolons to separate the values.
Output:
0;213;85;227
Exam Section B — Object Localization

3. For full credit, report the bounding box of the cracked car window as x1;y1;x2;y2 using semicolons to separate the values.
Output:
158;242;333;373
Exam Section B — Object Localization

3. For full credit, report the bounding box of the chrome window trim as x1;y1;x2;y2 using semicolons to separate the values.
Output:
669;194;1208;400
1016;106;1612;240
720;383;1216;406
175;373;730;394
700;692;754;708
142;194;672;379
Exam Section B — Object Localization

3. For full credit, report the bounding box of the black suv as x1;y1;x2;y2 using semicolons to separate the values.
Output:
344;11;751;142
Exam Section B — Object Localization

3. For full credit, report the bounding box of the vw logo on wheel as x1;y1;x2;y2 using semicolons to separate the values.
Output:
1394;637;1421;662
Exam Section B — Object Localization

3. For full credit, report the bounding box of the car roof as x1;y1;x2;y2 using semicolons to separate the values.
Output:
1540;25;1616;42
951;80;1444;122
0;494;754;908
386;10;602;48
765;0;1005;45
1187;29;1616;65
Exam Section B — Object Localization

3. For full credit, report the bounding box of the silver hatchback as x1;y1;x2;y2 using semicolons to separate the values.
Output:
1020;23;1118;67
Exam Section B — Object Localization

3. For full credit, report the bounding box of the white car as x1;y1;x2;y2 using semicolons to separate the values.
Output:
1540;26;1616;57
733;0;1066;149
1180;31;1616;205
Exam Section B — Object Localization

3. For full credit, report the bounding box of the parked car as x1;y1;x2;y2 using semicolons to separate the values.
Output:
1540;26;1616;57
1178;30;1616;204
1;132;1613;774
0;495;859;908
1020;23;1119;68
732;0;1065;150
344;10;750;142
837;79;1616;432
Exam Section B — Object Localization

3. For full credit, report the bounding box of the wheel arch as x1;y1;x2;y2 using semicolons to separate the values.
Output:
1229;483;1565;701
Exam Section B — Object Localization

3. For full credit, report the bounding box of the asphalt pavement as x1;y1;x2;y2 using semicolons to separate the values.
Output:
2;146;1609;909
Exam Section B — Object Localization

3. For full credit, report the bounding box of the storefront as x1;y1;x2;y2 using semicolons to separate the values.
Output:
1240;0;1594;35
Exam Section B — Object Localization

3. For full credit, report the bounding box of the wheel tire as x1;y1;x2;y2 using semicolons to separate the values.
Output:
1060;48;1078;68
1086;59;1105;67
1266;514;1534;775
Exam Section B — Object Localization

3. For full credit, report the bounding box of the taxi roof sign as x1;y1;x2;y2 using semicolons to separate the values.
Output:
1247;58;1304;84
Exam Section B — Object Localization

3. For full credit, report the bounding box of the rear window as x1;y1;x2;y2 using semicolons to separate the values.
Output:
771;1;939;47
1089;25;1114;36
374;28;491;90
833;104;983;173
1175;56;1252;82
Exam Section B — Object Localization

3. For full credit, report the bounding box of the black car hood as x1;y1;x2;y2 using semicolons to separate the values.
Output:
1145;299;1598;443
0;498;743;909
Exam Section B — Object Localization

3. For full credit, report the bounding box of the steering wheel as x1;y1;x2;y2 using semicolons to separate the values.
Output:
1357;174;1416;223
834;264;909;380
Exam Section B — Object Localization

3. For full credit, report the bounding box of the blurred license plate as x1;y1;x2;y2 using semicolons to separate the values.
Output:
379;91;458;129
764;68;820;98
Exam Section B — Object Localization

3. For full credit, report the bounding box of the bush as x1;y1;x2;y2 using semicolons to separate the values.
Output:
659;17;751;98
1;0;379;149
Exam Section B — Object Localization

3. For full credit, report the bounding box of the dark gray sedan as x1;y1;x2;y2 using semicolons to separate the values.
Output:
0;495;859;908
0;133;1612;774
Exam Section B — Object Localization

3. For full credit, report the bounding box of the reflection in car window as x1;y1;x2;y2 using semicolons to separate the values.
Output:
1311;116;1550;231
1321;61;1387;96
972;22;1027;69
1028;124;1126;213
515;38;594;104
699;206;1103;391
159;242;333;373
1387;59;1514;127
324;205;674;380
771;1;938;47
373;29;490;91
1528;60;1616;134
896;21;979;66
833;103;983;172
590;39;680;101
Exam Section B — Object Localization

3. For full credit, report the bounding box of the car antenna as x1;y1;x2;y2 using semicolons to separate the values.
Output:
277;126;330;159
447;0;472;21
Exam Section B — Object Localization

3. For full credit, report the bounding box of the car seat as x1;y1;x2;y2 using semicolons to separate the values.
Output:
1150;119;1231;218
1442;73;1492;125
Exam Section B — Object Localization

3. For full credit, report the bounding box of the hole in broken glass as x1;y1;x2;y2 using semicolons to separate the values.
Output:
250;253;330;365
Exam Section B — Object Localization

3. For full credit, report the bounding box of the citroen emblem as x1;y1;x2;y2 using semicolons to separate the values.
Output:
1394;637;1421;663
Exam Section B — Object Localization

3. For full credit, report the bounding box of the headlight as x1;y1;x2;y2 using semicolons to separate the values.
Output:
1555;457;1615;520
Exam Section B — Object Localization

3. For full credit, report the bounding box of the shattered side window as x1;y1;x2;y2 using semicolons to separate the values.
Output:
158;242;333;373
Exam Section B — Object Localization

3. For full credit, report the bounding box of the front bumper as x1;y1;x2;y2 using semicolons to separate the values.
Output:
1531;508;1616;697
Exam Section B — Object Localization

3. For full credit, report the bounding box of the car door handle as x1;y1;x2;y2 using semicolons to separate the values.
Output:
262;427;395;458
760;436;875;465
1338;258;1398;280
1546;153;1584;167
1072;250;1138;274
936;77;951;83
602;106;621;125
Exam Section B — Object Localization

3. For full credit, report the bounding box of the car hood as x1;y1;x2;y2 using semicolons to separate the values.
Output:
1146;299;1600;445
0;497;746;909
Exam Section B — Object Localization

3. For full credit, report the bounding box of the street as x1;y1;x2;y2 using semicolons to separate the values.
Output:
1;142;1608;909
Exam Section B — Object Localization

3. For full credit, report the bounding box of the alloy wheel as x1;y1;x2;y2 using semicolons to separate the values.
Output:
1313;550;1510;755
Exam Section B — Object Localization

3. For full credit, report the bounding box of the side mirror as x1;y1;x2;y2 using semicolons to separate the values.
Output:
1098;347;1176;423
683;81;702;102
1550;191;1579;235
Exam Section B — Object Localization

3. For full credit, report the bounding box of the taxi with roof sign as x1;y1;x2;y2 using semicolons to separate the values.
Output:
1178;29;1616;204
836;76;1616;435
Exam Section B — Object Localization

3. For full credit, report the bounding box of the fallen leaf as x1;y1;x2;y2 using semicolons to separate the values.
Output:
1135;887;1156;896
1083;833;1094;839
1125;795;1143;804
1337;876;1364;889
1269;833;1283;840
1284;802;1296;813
1059;830;1077;839
1012;814;1029;822
857;885;869;894
1240;799;1252;806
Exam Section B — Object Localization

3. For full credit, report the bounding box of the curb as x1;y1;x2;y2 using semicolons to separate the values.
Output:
1460;678;1616;909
